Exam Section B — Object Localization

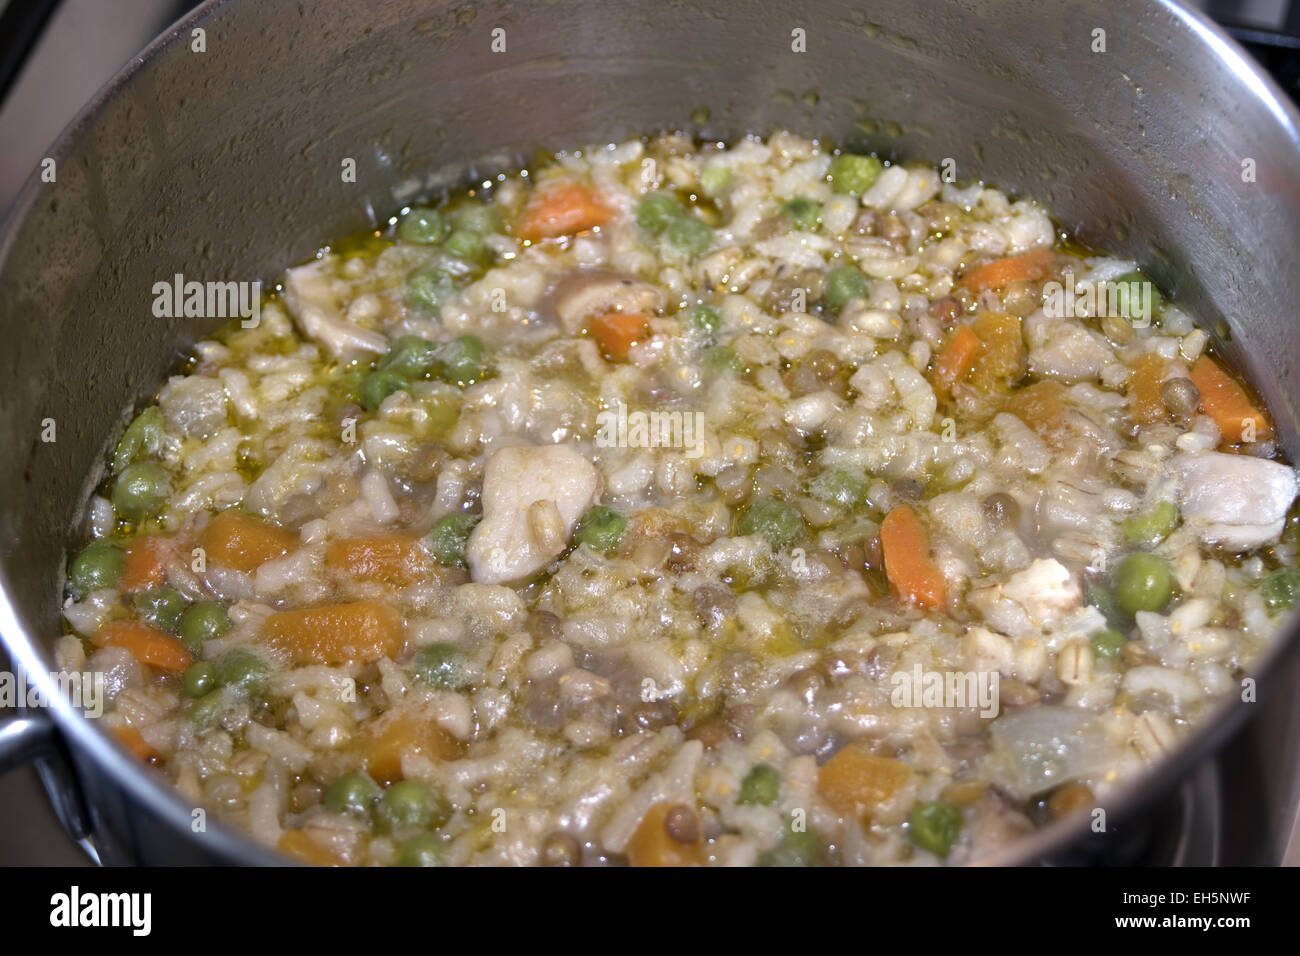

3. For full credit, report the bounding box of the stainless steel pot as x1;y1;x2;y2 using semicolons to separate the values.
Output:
1;0;1298;865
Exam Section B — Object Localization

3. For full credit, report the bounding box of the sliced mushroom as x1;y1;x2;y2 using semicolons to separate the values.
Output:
282;257;387;359
550;269;667;334
466;444;600;584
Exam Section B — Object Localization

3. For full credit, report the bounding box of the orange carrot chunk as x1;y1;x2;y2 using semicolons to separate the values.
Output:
626;802;704;867
1127;353;1169;426
880;503;947;610
112;725;157;761
278;829;344;867
325;533;431;586
817;745;910;816
931;324;982;391
263;600;405;665
1189;354;1274;443
361;710;462;784
1004;380;1069;449
959;248;1054;292
120;536;173;593
967;310;1026;391
589;312;650;362
93;621;192;673
514;183;611;241
199;511;298;572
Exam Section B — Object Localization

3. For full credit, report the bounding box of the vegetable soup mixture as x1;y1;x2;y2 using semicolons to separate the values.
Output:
58;132;1300;866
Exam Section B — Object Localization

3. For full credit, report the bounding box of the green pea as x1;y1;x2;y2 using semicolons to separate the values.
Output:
112;461;172;520
336;365;367;404
758;818;823;867
428;512;478;567
1113;552;1174;615
686;304;722;338
738;497;806;551
133;588;185;632
186;689;225;729
443;228;490;266
823;265;869;313
1121;500;1179;547
573;506;627;553
1085;582;1128;630
665;216;713;258
829;153;883;195
379;780;449;830
396;832;447;867
781;197;821;231
739;764;781;806
360;367;409;411
810;468;869;508
1090;628;1127;660
1110;271;1163;321
449;200;503;235
112;406;165;474
181;661;217;698
68;539;124;597
1261;567;1300;612
405;267;456;313
424;395;462;437
636;192;684;235
360;369;408;411
699;162;731;199
378;335;439;378
215;648;268;697
396;206;448;245
410;642;470;690
436;335;489;386
908;800;963;857
178;601;230;654
703;345;742;375
323;773;381;816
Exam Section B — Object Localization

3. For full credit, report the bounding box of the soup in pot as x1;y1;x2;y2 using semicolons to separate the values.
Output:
58;132;1300;866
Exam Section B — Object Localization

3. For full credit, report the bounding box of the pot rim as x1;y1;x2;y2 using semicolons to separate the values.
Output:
1;0;1298;867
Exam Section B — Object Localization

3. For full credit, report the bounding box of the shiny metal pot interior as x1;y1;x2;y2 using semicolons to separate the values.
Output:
1;0;1298;864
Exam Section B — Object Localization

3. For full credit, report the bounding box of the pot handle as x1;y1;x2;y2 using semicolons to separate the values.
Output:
0;712;93;844
0;713;55;774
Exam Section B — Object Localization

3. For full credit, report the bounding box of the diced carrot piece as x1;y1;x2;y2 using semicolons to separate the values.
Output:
967;311;1025;391
199;511;298;572
278;829;344;867
120;536;173;593
1005;380;1069;448
263;600;405;666
360;709;462;784
112;725;156;761
879;504;947;610
1128;353;1169;426
626;803;704;867
959;248;1054;292
513;183;611;241
931;324;982;391
1189;355;1274;443
817;745;910;816
325;533;431;586
589;312;650;362
93;621;192;673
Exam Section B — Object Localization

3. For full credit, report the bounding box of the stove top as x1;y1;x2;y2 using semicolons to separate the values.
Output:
1203;0;1300;98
